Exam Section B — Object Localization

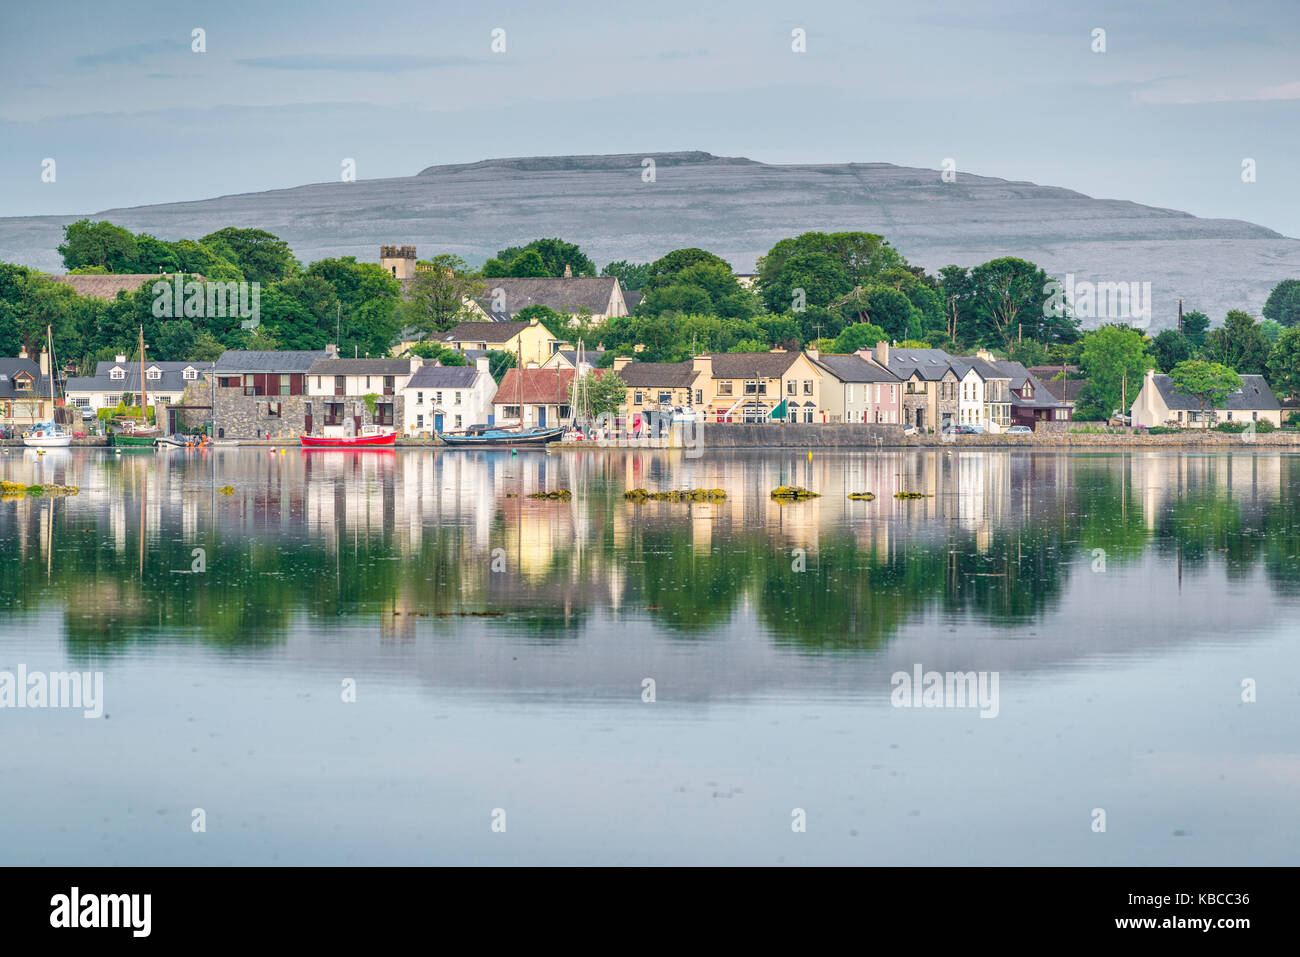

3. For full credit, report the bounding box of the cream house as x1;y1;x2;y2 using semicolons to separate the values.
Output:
694;350;825;422
435;318;559;368
1130;369;1281;428
305;356;424;434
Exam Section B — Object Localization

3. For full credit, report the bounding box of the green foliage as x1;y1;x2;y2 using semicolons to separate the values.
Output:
968;257;1077;348
756;232;904;314
407;343;467;366
1204;310;1270;375
1169;359;1243;420
582;370;627;417
405;255;487;336
486;349;516;383
1263;279;1300;327
1005;337;1049;368
1151;329;1194;372
601;260;651;290
1268;327;1300;397
830;322;887;354
199;227;298;284
1180;310;1210;347
1214;420;1275;434
1079;324;1154;417
58;220;138;271
362;393;379;418
483;238;596;278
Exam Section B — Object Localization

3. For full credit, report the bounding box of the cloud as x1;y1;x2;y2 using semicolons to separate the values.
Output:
76;41;174;69
1137;77;1300;104
235;53;475;73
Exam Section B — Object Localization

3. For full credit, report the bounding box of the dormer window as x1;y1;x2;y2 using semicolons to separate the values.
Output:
1024;385;1033;398
146;367;162;381
183;367;198;380
14;373;33;391
110;367;125;380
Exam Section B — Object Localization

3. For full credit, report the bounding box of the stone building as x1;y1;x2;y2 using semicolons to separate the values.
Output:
211;348;332;439
305;356;423;436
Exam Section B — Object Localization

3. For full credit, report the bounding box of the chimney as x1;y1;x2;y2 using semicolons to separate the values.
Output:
806;347;819;361
325;343;339;357
39;348;49;377
528;316;538;326
613;356;633;371
875;341;890;366
115;354;127;364
563;264;572;278
975;348;994;361
476;356;491;374
692;354;713;377
19;346;27;360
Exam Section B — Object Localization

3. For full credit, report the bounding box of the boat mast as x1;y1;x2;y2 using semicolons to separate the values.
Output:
139;326;148;418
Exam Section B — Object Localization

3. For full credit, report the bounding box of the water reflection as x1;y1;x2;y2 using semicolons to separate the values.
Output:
3;448;1298;658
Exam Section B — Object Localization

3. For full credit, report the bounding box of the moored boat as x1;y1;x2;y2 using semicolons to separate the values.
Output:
300;425;397;448
437;425;564;448
22;423;73;448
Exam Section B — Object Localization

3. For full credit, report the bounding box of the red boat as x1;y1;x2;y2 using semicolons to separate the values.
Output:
300;425;397;449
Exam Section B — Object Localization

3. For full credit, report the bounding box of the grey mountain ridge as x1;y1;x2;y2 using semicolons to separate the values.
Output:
1;151;1295;331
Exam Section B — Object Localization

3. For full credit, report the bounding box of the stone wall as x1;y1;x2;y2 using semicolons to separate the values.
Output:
213;387;407;439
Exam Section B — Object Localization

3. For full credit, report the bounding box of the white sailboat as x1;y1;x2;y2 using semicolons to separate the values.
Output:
22;326;72;448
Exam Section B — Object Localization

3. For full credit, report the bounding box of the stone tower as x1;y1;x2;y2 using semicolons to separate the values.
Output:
380;245;417;280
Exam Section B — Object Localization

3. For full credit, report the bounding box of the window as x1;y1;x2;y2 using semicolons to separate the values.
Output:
374;403;394;426
218;376;238;388
146;368;161;381
803;380;813;395
1226;411;1233;421
503;405;521;419
658;391;672;405
243;374;262;396
804;410;814;423
279;374;290;396
1253;411;1259;422
324;403;344;426
183;367;197;381
435;391;443;405
315;376;321;390
416;414;424;429
1023;385;1033;399
786;380;796;395
634;391;643;406
383;376;394;396
454;415;462;428
718;381;733;396
744;380;766;395
365;376;371;389
110;368;125;381
846;385;854;403
454;391;462;405
267;402;281;418
695;389;703;404
334;376;345;396
416;392;423;405
559;405;571;419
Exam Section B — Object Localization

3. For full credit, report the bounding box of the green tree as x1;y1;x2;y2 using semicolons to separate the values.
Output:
1204;310;1270;375
601;260;651;290
483;238;596;278
1180;310;1210;346
199;227;298;284
406;255;487;336
1268;327;1300;398
407;343;468;365
1263;279;1300;327
756;231;905;313
486;349;516;383
1151;329;1194;372
582;370;627;417
969;257;1068;347
1079;324;1155;418
830;322;888;354
58;220;138;271
1169;360;1243;424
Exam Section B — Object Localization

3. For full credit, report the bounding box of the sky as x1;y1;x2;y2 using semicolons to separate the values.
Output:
1;0;1298;236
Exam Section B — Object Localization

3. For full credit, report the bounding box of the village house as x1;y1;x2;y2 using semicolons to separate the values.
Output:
992;360;1073;428
211;348;332;439
949;354;1013;431
810;352;902;424
0;350;56;428
542;348;605;375
404;358;497;436
64;358;214;414
491;367;576;429
1130;369;1281;429
474;270;630;323
435;318;559;368
612;358;700;430
47;273;192;300
694;349;825;422
867;343;959;431
304;356;424;435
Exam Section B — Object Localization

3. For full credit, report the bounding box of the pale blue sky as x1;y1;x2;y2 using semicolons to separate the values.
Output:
2;0;1298;235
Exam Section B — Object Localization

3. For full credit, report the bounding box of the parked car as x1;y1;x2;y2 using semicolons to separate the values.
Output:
1006;425;1032;434
80;406;96;421
902;424;917;436
953;424;986;434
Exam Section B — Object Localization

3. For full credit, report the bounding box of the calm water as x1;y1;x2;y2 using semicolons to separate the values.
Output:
1;446;1298;865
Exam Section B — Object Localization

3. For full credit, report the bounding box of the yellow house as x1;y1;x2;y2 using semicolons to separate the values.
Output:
434;318;559;368
693;350;825;422
612;357;700;423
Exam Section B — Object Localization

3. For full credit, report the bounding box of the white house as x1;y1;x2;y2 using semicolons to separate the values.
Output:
64;357;214;412
404;357;497;436
305;356;423;434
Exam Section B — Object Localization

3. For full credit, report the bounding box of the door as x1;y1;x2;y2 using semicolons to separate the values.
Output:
352;415;361;435
434;413;443;433
305;403;313;434
167;408;178;434
539;406;546;427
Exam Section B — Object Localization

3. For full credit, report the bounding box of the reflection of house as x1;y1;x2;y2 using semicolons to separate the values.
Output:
65;357;214;412
437;318;558;367
694;350;825;422
212;348;331;439
0;351;56;426
404;358;496;436
305;357;423;435
811;352;901;423
1130;369;1281;428
491;367;576;428
868;343;958;431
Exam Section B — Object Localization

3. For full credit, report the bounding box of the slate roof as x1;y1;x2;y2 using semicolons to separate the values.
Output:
1039;378;1087;402
884;348;958;381
615;361;699;388
707;351;802;379
306;358;414;375
0;358;55;400
623;290;643;313
813;354;900;383
492;367;577;406
440;321;530;344
212;350;329;373
473;277;620;318
65;360;214;396
551;349;605;368
48;273;198;300
948;356;1009;381
988;360;1069;408
406;365;481;389
1151;374;1279;411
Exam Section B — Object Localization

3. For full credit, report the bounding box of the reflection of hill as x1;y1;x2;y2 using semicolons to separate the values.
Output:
0;449;1297;667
